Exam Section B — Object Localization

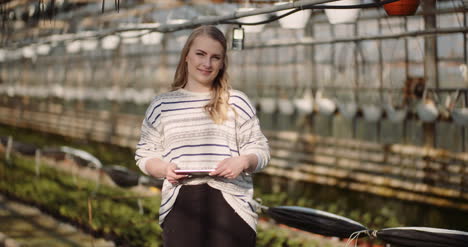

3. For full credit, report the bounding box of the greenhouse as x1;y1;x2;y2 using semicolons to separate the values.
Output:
1;0;468;246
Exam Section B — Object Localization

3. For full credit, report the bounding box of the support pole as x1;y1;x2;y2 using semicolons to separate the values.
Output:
422;0;438;89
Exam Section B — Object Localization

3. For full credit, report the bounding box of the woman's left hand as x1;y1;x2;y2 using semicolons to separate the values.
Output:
210;156;249;179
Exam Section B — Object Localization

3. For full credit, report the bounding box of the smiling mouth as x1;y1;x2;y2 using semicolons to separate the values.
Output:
198;69;212;75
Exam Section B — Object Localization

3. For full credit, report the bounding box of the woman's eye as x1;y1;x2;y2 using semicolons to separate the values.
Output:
196;53;204;56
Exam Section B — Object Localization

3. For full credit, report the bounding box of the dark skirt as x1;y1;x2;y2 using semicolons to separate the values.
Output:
162;184;256;247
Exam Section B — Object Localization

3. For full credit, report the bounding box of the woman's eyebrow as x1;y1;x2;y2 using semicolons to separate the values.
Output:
196;49;222;57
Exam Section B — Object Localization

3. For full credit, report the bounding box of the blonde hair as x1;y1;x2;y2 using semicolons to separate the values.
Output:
171;25;230;124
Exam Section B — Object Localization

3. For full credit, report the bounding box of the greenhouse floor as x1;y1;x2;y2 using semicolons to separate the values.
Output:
0;194;115;247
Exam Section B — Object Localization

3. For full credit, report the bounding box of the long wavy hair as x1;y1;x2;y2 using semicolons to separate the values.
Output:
171;25;230;124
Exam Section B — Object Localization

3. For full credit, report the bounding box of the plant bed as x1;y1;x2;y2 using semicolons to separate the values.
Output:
0;124;136;171
0;154;348;247
0;154;163;247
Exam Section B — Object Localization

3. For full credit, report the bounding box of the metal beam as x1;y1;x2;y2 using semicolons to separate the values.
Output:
244;26;468;49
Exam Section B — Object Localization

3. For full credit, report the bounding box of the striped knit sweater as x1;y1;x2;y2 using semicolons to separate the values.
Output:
135;88;270;231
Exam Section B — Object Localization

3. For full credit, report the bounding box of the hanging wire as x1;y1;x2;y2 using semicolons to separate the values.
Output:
222;0;399;26
222;8;301;25
2;0;401;48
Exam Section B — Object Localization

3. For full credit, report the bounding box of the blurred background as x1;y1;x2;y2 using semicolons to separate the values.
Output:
0;0;468;246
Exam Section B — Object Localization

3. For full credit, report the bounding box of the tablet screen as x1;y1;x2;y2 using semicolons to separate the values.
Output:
174;169;215;175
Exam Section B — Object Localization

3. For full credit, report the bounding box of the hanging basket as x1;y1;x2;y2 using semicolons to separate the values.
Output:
294;98;314;114
416;101;439;122
237;8;269;33
66;40;81;54
294;91;314;114
260;97;277;114
278;98;295;115
362;105;383;123
121;31;144;44
102;35;120;50
82;40;98;51
338;102;358;119
315;90;336;116
416;89;439;123
36;44;51;55
22;45;36;58
275;2;312;29
316;98;336;116
324;0;361;25
452;108;468;126
449;90;468;126
142;32;163;45
384;104;408;123
383;0;420;16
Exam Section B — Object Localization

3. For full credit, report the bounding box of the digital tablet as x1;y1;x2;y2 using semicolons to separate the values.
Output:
174;169;215;175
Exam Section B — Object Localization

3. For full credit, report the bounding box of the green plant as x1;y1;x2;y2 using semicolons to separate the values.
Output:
0;154;343;247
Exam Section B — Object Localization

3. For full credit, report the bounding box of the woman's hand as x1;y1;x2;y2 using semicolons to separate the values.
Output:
164;163;187;185
210;156;249;179
145;159;187;185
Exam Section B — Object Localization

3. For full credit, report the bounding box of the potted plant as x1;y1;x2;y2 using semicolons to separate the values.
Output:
362;104;383;122
452;108;468;126
278;97;295;115
416;90;439;123
294;90;314;114
102;35;120;50
383;94;408;123
36;44;51;55
275;2;312;29
384;103;407;123
260;97;277;114
324;0;361;25
448;90;468;126
315;90;336;116
237;7;269;33
338;101;358;119
451;65;468;125
65;40;81;54
383;0;420;16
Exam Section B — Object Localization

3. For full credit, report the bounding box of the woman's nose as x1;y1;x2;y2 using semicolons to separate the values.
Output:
202;57;212;68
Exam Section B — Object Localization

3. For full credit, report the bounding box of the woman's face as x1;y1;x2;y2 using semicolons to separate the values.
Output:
185;35;224;91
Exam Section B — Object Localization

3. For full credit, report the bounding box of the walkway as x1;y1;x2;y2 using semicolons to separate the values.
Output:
0;194;114;247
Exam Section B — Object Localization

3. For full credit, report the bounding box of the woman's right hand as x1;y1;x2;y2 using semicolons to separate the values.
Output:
145;159;187;185
164;163;187;185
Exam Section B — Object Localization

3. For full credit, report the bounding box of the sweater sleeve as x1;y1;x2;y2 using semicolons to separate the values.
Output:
135;97;164;175
234;92;270;173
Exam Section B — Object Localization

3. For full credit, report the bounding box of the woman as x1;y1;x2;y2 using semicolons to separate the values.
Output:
135;25;270;247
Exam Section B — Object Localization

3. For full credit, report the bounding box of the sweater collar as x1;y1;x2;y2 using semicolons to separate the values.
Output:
178;88;211;97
